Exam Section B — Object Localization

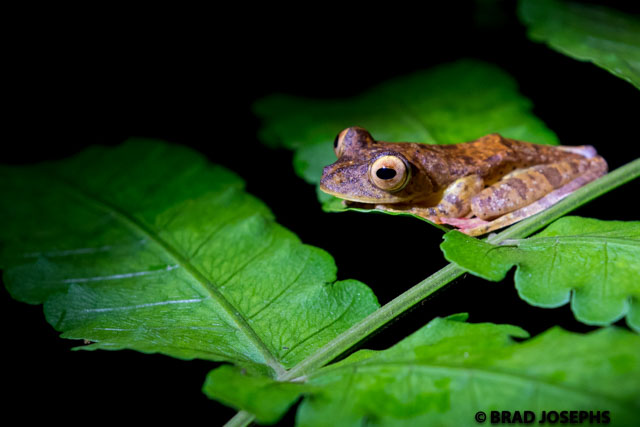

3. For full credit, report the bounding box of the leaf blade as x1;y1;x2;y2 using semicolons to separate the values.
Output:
519;0;640;89
203;365;311;425
205;316;640;426
441;217;640;332
1;140;380;375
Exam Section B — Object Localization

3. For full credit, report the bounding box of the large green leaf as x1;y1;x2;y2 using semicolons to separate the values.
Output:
519;0;640;89
0;140;379;376
254;59;559;214
441;217;640;332
204;314;640;426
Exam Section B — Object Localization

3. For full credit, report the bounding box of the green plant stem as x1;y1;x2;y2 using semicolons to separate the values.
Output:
224;158;640;427
284;263;465;380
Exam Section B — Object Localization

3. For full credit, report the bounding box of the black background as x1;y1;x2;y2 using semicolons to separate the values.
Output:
3;1;640;425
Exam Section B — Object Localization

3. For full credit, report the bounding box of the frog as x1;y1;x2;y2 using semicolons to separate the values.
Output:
320;126;607;236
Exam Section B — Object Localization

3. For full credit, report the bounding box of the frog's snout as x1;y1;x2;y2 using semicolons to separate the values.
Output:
319;160;369;200
320;159;412;203
319;163;347;194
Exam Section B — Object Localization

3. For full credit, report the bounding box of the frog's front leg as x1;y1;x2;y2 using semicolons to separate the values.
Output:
404;175;484;221
370;175;484;222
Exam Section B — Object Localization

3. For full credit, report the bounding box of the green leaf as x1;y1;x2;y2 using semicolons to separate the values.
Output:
254;59;559;216
205;316;640;426
203;365;312;424
441;217;640;332
519;0;640;89
0;140;379;376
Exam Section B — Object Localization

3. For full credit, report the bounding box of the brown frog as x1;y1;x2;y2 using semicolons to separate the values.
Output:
320;127;607;236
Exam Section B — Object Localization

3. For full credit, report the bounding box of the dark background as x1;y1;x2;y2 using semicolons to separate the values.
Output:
4;1;639;425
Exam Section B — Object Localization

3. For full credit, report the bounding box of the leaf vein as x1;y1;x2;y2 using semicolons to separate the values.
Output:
82;297;207;313
217;231;278;290
57;177;287;377
315;362;635;407
54;264;179;284
248;250;310;320
280;296;357;361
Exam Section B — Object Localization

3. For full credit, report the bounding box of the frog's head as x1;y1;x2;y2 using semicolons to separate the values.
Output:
320;127;433;204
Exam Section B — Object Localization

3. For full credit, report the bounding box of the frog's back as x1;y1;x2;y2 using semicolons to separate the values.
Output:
409;133;586;189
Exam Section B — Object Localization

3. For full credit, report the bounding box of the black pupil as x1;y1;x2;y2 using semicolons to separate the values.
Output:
333;134;339;148
376;168;397;180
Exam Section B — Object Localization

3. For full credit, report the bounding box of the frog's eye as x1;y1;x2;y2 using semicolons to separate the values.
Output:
370;155;410;192
333;129;347;158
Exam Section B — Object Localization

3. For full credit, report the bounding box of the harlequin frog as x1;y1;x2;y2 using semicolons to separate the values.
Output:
320;127;607;236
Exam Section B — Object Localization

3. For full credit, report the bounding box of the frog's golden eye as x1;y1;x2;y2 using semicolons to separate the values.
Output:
333;129;347;158
369;155;410;192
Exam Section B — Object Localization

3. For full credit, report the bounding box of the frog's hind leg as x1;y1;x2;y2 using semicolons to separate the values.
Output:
471;157;604;220
459;156;607;236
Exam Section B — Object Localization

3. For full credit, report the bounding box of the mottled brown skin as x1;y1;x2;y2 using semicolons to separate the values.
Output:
321;126;608;236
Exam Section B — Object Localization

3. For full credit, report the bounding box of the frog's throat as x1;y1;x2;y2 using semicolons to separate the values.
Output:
319;184;406;204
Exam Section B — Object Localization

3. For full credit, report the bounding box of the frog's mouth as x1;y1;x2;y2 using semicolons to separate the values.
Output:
318;184;393;204
319;178;409;204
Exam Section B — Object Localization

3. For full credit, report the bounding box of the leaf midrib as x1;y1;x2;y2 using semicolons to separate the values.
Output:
310;361;636;407
504;235;639;248
55;174;286;377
